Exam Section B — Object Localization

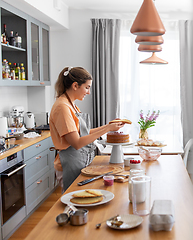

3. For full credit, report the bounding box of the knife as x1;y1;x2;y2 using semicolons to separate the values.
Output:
77;171;113;186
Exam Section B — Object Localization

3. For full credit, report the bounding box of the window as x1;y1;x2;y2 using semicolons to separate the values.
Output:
119;21;182;147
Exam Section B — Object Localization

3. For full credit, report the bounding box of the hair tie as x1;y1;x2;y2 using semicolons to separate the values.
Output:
64;67;73;76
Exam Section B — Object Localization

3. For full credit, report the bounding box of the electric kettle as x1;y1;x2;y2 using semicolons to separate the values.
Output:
24;112;35;129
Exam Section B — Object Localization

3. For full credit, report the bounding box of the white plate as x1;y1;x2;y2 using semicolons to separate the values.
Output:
106;214;143;230
61;189;114;207
97;139;135;146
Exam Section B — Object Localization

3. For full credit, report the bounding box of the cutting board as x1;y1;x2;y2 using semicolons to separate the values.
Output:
81;165;124;176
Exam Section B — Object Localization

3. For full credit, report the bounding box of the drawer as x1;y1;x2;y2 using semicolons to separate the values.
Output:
26;171;50;215
24;149;50;188
24;138;49;161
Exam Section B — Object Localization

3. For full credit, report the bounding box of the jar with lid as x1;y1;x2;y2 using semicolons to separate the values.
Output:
128;169;145;202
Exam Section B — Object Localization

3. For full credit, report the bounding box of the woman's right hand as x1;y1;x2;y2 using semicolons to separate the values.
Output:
108;122;125;132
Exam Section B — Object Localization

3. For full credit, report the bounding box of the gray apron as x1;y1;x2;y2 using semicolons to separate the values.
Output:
59;112;96;191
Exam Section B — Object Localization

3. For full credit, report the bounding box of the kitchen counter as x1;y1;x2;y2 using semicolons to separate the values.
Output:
0;130;50;160
25;155;193;240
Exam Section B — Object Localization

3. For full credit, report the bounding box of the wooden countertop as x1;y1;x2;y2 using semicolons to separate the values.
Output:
0;131;50;160
25;155;193;240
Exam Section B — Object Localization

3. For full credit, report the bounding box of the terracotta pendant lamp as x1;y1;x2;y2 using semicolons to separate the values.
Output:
135;35;164;45
140;52;168;64
138;44;162;52
130;0;165;36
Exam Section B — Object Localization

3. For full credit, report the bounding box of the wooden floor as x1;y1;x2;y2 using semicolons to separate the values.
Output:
9;186;62;240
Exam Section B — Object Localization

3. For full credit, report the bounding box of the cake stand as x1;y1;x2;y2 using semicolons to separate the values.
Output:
97;140;134;164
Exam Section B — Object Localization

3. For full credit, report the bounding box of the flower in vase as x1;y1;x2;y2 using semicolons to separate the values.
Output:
138;110;160;130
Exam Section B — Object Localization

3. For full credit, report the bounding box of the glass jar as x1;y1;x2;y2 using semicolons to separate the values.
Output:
128;169;145;202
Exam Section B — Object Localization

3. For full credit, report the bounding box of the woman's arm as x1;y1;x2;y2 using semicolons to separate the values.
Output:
90;124;111;134
64;122;124;150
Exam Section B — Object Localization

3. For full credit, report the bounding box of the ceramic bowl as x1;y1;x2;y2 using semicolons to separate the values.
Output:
129;159;142;169
138;147;162;161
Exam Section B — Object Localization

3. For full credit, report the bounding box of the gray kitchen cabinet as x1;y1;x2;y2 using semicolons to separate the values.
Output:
0;0;50;86
24;136;56;215
23;138;49;160
24;148;50;188
26;171;50;215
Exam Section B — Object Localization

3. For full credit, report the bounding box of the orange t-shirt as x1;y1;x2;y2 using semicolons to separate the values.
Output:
49;95;80;171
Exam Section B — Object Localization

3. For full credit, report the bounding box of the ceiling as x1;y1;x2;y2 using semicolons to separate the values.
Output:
62;0;192;14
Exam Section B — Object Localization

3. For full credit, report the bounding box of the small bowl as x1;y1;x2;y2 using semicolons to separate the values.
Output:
124;157;134;167
129;159;142;169
138;147;162;161
103;175;114;186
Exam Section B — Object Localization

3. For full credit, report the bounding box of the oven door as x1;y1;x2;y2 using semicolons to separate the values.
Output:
1;162;26;224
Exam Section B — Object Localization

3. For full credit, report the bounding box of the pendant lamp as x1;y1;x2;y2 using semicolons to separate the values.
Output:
138;44;162;52
140;52;168;64
135;35;164;45
130;0;165;36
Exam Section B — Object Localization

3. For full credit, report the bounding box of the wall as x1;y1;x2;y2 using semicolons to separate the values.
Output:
0;86;28;116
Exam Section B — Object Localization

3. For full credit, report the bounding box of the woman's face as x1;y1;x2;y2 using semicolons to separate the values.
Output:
76;80;92;101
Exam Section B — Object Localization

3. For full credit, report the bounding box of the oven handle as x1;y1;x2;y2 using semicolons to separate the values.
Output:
2;163;26;177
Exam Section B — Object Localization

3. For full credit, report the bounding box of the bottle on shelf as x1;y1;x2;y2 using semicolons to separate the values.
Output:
20;63;25;80
2;24;9;44
8;62;11;80
9;31;16;46
2;59;7;78
11;63;15;80
4;61;9;79
15;32;22;48
15;63;21;80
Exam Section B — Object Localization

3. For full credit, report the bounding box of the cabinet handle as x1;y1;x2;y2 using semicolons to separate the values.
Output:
36;144;41;148
36;156;41;159
37;180;42;184
40;82;45;85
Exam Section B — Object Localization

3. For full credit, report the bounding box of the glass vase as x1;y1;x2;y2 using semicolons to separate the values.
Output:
139;129;148;139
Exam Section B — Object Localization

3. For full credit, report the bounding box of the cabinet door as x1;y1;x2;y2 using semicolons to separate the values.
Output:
41;23;50;85
30;17;40;84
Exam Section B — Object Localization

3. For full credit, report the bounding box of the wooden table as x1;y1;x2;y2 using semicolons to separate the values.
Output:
25;155;193;240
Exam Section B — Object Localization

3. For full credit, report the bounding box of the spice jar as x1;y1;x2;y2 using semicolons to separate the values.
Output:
128;169;145;202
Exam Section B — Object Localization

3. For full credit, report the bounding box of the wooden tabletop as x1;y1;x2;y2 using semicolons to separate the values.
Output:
25;155;193;240
0;131;50;160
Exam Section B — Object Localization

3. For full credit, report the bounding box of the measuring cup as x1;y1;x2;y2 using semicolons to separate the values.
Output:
56;205;77;226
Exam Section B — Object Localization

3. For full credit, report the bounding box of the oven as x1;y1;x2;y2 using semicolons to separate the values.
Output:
0;150;26;238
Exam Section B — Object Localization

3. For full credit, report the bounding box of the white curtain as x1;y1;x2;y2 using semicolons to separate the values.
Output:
119;20;182;147
179;20;193;179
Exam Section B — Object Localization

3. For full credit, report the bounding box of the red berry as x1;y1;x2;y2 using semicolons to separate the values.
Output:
138;160;141;163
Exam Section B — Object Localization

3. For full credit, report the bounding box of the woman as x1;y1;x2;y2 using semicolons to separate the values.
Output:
49;66;124;192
